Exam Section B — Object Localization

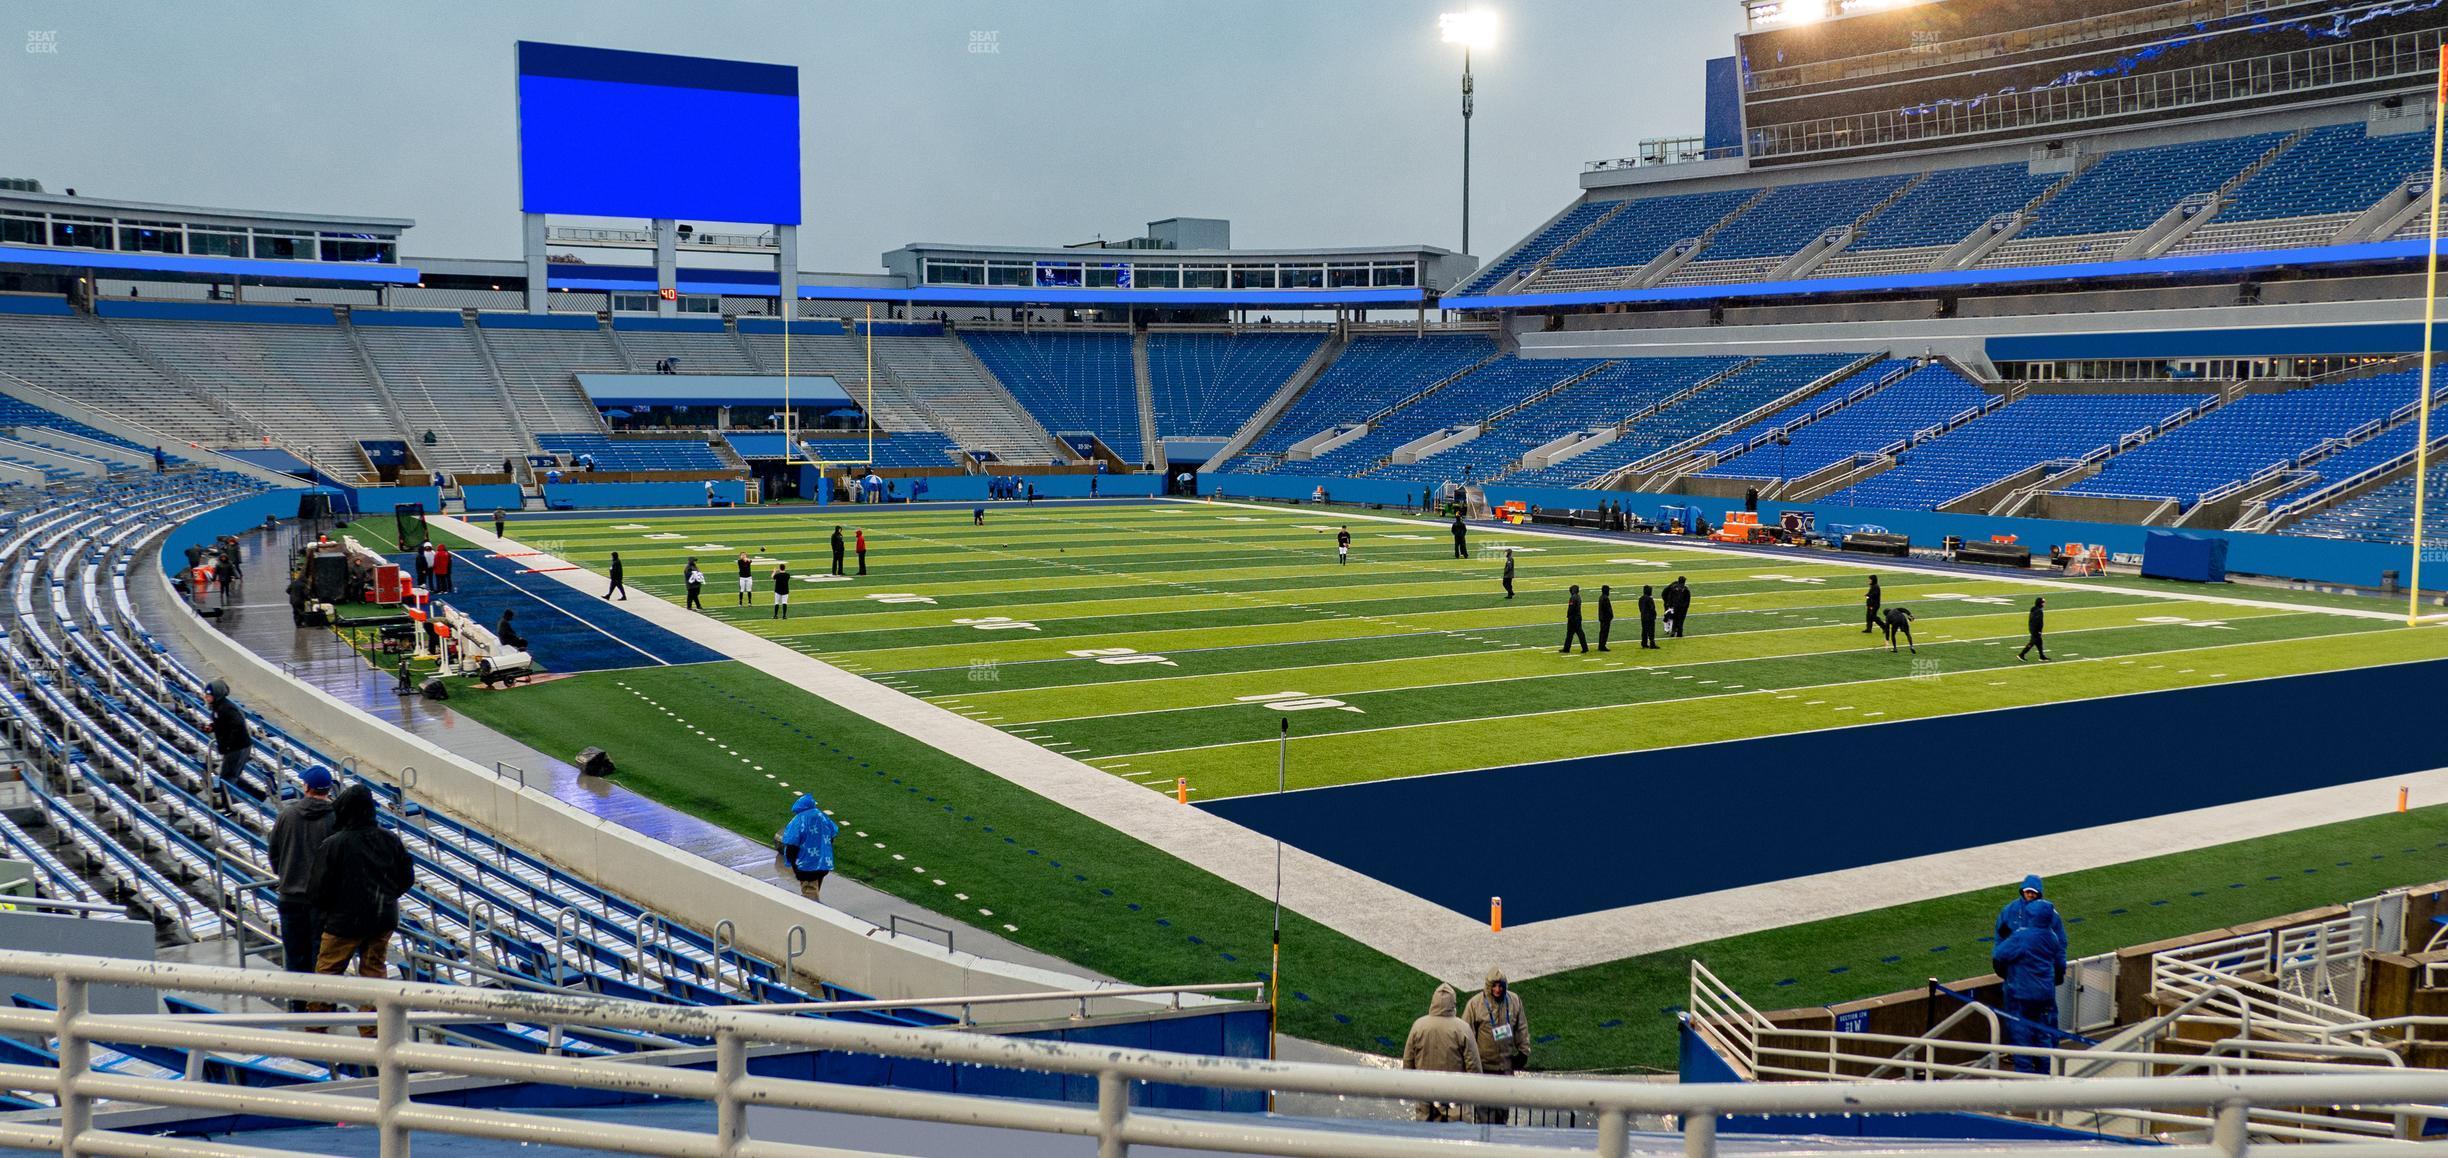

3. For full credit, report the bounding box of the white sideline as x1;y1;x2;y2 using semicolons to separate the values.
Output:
437;508;2448;983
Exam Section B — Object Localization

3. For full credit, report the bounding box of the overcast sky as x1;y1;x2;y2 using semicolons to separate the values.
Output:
6;0;1744;271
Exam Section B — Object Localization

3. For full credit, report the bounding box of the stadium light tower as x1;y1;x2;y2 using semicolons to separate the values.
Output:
1440;9;1497;258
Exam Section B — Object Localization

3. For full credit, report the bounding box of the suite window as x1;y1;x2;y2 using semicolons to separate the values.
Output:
120;221;184;254
1373;264;1417;287
253;233;312;260
1230;266;1277;289
1085;263;1130;289
188;230;247;257
1327;264;1371;288
1181;266;1226;290
1279;265;1324;289
1137;266;1182;288
318;234;395;263
926;259;985;286
985;261;1030;287
49;216;112;250
1034;262;1084;288
0;215;43;246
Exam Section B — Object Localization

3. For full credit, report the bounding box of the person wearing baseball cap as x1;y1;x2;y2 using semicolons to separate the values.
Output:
269;766;340;986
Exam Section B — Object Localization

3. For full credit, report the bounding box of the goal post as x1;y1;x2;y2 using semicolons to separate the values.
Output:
2414;48;2448;623
784;303;880;475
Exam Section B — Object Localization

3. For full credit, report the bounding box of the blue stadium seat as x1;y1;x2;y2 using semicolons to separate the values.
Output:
2060;372;2421;506
960;332;1144;462
1145;332;1324;441
537;433;725;471
1823;393;2211;510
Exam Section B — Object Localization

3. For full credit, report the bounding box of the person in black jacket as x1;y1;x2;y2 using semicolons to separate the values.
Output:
1336;526;1351;565
1638;585;1659;649
830;526;847;576
604;552;626;601
1450;514;1468;559
306;782;413;1033
1560;585;1588;654
2018;597;2049;661
1596;584;1615;652
205;679;250;809
268;765;339;988
684;557;705;610
1880;605;1917;653
1501;550;1515;599
1863;576;1882;634
772;562;793;619
494;609;526;651
1663;577;1691;638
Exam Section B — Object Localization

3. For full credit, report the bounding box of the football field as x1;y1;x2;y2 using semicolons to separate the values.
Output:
513;498;2442;802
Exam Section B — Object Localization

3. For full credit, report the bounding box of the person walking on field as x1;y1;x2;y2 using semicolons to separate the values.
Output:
2018;596;2050;661
830;526;846;576
306;783;414;1035
736;552;754;605
1663;576;1691;638
1880;604;1917;653
604;552;626;601
1501;549;1515;599
1560;585;1588;654
1336;526;1351;565
778;794;839;902
1638;584;1659;649
1596;584;1615;651
1400;982;1482;1123
684;557;705;610
771;562;792;619
268;766;339;989
1451;513;1468;559
1462;967;1531;1124
855;528;868;575
1863;576;1882;634
492;509;505;540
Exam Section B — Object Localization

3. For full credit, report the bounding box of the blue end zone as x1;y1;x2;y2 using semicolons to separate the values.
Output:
410;549;726;674
1201;658;2448;924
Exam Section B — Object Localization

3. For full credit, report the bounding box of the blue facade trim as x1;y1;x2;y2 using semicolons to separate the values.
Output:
0;244;416;285
476;312;601;331
94;300;336;325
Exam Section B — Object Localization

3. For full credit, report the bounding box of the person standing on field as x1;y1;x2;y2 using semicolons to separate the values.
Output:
1501;549;1515;599
1663;576;1691;638
492;509;505;540
1863;575;1882;634
1596;584;1615;652
1451;513;1468;559
737;552;753;605
1336;526;1351;565
1560;585;1588;654
830;526;847;576
1638;584;1659;649
1401;982;1481;1123
684;557;705;610
604;552;626;601
772;562;792;619
1461;967;1531;1124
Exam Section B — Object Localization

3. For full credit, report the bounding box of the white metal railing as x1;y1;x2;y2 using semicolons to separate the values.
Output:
23;952;2448;1156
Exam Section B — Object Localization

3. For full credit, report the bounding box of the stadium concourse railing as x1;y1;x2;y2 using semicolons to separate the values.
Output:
9;954;2448;1158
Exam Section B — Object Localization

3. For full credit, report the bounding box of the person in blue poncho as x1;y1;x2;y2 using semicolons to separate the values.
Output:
1990;899;2068;1074
779;794;839;902
1996;874;2069;952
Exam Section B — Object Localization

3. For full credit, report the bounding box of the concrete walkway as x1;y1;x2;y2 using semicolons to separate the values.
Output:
433;504;2448;982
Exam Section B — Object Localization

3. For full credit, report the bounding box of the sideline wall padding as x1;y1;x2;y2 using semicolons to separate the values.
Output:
160;487;314;574
540;480;747;509
460;483;526;512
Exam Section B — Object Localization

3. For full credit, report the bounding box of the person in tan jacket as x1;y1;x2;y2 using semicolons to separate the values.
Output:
1461;966;1531;1124
1401;982;1482;1122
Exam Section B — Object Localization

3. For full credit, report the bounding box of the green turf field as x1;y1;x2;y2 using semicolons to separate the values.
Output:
504;501;2448;800
432;500;2448;1071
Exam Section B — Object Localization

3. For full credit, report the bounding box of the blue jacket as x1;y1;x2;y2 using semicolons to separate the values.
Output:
780;795;838;873
1990;900;2066;1003
1996;874;2068;953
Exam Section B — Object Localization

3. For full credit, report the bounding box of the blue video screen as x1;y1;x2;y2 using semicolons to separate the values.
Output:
517;42;800;225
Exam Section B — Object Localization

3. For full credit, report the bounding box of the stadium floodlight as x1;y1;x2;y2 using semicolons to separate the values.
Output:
1438;10;1496;260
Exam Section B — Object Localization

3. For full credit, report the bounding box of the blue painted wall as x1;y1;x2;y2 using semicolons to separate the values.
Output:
344;485;444;517
540;480;746;509
1209;472;2414;587
0;295;72;316
460;483;525;512
611;316;727;333
350;309;464;329
476;312;600;331
94;300;335;325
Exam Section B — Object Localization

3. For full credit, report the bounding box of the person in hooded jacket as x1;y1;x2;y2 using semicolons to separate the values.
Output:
1863;576;1882;634
1638;585;1659;649
830;526;847;576
205;679;251;809
2018;597;2049;661
684;557;705;611
1451;514;1468;559
307;783;414;1034
1995;874;2069;953
1400;982;1482;1122
779;794;839;901
1991;900;2067;1073
268;765;339;983
604;552;626;601
1662;577;1692;637
1461;966;1530;1123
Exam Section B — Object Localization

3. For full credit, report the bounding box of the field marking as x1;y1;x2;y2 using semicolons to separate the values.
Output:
1093;614;2378;763
446;550;675;668
1040;609;2322;740
1186;498;2409;622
